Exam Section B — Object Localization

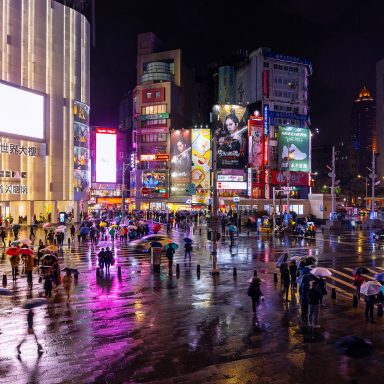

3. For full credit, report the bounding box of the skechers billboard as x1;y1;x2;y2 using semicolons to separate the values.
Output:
214;104;248;169
277;126;310;172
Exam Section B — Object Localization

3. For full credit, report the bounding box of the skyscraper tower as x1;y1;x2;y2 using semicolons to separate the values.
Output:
351;86;376;175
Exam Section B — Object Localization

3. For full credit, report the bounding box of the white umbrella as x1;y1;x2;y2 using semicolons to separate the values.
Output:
310;267;332;277
290;256;301;263
19;238;32;246
360;281;382;296
57;225;67;231
55;228;65;233
43;222;51;229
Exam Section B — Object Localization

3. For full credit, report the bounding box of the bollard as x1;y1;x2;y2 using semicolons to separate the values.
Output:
197;264;201;276
254;270;258;277
273;272;278;283
353;295;359;307
331;288;336;299
118;266;122;278
2;274;7;286
233;267;237;277
176;263;180;277
96;267;100;278
378;302;384;317
247;231;250;237
199;228;202;235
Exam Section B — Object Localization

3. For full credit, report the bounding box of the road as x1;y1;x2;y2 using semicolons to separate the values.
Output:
0;226;384;384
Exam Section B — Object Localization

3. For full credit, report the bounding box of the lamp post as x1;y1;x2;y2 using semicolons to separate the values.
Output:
286;152;294;220
211;127;219;275
121;162;130;217
357;175;368;209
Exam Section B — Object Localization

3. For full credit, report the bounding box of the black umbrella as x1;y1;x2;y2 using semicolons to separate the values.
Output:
335;336;373;358
22;298;48;309
305;256;318;266
0;288;12;296
62;267;80;273
352;267;370;276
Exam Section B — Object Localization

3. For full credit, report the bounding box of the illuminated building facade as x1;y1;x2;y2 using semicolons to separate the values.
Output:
0;0;90;223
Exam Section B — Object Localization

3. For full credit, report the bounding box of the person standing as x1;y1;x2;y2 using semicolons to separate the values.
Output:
98;248;106;270
104;247;113;274
166;247;175;271
247;277;263;313
29;225;35;240
289;260;298;290
44;275;53;298
184;241;192;262
282;267;291;302
10;254;20;281
25;254;34;285
1;228;6;248
308;280;322;327
353;273;365;301
365;294;376;323
70;224;76;242
299;278;310;324
62;269;73;303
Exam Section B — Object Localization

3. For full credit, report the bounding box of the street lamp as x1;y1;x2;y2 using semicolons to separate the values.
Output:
121;162;130;217
286;152;295;218
357;175;368;209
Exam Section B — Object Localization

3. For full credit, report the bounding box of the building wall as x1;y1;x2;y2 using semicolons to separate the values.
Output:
0;1;90;211
376;60;384;177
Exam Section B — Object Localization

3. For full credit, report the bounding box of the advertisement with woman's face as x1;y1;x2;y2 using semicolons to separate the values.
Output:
216;106;248;169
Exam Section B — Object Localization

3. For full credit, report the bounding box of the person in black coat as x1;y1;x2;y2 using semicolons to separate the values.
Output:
247;277;263;313
365;294;376;323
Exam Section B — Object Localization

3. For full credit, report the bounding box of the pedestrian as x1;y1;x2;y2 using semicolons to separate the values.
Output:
109;227;115;242
281;267;291;302
10;254;20;281
353;273;365;300
62;269;73;303
119;226;125;242
104;247;114;274
184;241;192;261
25;254;34;285
29;225;35;240
317;277;327;305
70;224;76;241
308;280;322;327
13;225;19;240
299;278;310;324
98;248;106;270
0;228;6;248
289;260;297;290
279;253;288;283
16;309;43;354
76;229;81;243
247;277;263;313
166;246;175;271
166;221;171;234
43;275;53;298
364;294;376;323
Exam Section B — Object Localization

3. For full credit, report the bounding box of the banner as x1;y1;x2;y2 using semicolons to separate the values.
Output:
248;116;264;170
191;129;211;204
271;170;309;186
277;126;310;172
170;130;191;196
214;104;248;169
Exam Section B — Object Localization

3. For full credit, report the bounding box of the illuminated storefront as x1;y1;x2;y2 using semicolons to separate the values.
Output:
0;2;90;223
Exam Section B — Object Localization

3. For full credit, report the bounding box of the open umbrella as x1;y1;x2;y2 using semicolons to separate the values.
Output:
22;298;48;309
296;273;318;286
360;281;382;296
10;240;21;246
55;227;66;233
166;243;179;250
12;224;21;230
290;256;302;264
299;266;313;275
62;267;80;273
57;225;67;231
19;248;34;256
46;245;58;252
43;222;51;229
276;253;289;268
80;227;89;235
335;336;373;358
184;237;192;243
352;266;370;276
128;225;137;230
152;224;161;233
305;256;318;266
19;238;32;246
99;222;107;227
5;247;21;256
310;267;332;277
150;241;163;248
0;288;12;296
374;272;384;283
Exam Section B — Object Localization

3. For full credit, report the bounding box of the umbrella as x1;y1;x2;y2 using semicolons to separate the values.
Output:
62;267;80;273
22;298;48;309
19;248;34;255
305;256;318;266
166;243;179;250
310;267;332;277
276;253;289;267
55;228;66;233
99;222;107;227
46;245;58;252
128;225;137;230
43;222;51;229
153;224;161;232
111;224;118;228
228;224;237;233
290;256;302;264
352;266;370;276
360;281;382;296
57;225;67;231
150;241;163;248
296;273;318;286
19;238;32;246
0;288;12;296
374;272;384;283
335;336;373;358
80;227;89;235
5;247;21;256
184;237;193;243
12;224;20;230
299;266;314;275
10;240;21;246
41;254;57;262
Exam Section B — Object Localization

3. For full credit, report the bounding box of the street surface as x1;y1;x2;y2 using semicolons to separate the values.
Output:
1;226;384;383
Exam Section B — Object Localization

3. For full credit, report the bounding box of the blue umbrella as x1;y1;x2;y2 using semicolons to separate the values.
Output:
22;298;48;309
150;241;163;248
166;243;179;250
183;238;192;243
0;288;12;296
296;273;318;286
299;266;313;275
374;272;384;283
276;254;288;267
80;227;89;235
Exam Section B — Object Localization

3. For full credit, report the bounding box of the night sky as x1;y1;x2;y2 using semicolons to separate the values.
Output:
88;0;384;145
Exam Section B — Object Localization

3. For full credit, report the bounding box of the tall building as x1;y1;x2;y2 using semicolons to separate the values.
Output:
376;60;384;177
130;33;193;211
351;86;376;176
0;0;90;223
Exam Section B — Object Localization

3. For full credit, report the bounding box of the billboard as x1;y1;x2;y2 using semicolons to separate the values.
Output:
277;126;310;172
217;181;247;190
95;128;117;183
191;128;211;204
214;104;248;169
170;130;191;196
0;81;44;139
271;170;310;186
248;116;264;170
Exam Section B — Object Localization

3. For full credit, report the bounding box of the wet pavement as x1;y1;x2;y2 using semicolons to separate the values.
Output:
1;226;384;383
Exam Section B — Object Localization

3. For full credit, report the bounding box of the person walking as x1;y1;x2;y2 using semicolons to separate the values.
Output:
98;248;106;270
62;269;73;303
353;273;365;301
25;254;34;285
308;280;322;327
166;246;175;271
247;277;263;313
16;309;43;354
29;225;35;240
364;294;376;323
70;224;76;242
10;254;20;281
184;241;192;262
289;260;298;290
104;247;113;274
282;267;291;302
299;278;310;324
44;275;53;298
0;228;6;248
109;227;115;243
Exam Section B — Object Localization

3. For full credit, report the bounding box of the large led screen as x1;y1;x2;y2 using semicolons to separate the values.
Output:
0;82;44;139
96;128;117;183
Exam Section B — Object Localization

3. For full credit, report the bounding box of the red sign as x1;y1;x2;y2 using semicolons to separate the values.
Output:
271;171;309;186
140;154;170;161
96;127;116;135
141;187;150;195
248;117;264;171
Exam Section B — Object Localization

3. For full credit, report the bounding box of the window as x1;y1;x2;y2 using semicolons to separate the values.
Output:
146;92;152;99
155;91;161;98
141;133;167;143
141;104;167;115
142;119;167;127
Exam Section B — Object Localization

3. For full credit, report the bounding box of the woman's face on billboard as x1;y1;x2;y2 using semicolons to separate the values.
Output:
226;118;238;134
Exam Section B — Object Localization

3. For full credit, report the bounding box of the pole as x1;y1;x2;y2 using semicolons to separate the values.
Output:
286;160;290;216
365;178;368;210
272;186;276;231
122;163;125;216
331;146;336;217
371;148;375;214
211;126;219;275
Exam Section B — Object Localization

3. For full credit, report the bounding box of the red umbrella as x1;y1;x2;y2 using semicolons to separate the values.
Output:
153;224;161;233
5;247;21;256
19;248;34;255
